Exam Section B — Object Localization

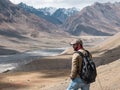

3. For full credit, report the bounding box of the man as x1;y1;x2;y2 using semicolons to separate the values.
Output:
67;38;90;90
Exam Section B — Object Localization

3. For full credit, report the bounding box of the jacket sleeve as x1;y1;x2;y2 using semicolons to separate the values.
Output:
70;53;82;79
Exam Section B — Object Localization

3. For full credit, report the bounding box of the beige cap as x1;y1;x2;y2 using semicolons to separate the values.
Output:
70;38;83;45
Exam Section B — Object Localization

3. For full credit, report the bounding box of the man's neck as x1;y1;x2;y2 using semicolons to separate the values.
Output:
77;46;83;51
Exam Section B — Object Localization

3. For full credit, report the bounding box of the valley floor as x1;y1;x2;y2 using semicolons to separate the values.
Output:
0;55;120;90
0;35;119;90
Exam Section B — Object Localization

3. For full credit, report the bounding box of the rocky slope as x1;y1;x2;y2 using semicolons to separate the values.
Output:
0;0;58;39
0;0;71;54
63;2;120;36
91;32;120;52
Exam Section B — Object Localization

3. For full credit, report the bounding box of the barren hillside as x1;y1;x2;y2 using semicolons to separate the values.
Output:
2;33;118;90
91;32;120;52
0;0;70;53
63;2;120;36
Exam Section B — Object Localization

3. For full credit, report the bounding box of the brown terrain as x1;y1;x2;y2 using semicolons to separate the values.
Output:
0;0;120;54
0;32;119;90
0;0;69;54
64;2;120;36
0;0;120;90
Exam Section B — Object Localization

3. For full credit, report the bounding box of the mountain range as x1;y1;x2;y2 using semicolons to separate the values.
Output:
17;2;120;36
0;0;59;39
64;2;120;36
0;0;120;38
18;3;79;24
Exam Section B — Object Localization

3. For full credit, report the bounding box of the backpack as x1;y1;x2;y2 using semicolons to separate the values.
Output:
77;50;97;84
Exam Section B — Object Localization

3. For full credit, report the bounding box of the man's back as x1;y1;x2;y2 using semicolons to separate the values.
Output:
76;50;97;84
67;39;91;90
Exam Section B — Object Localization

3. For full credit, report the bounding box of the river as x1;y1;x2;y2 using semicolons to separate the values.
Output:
0;48;65;73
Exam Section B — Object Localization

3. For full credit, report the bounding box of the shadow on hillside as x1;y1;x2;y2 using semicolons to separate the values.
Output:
8;46;120;78
0;29;26;39
0;46;20;55
0;76;28;90
70;24;112;36
94;46;120;67
11;55;71;78
38;46;120;77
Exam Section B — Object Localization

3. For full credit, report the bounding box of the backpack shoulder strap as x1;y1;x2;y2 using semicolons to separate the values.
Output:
85;50;93;59
75;51;84;58
75;50;89;57
84;50;90;57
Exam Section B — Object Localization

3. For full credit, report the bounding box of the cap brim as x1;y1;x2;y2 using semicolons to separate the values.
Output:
70;42;76;45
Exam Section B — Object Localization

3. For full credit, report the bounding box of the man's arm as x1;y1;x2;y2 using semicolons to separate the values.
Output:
70;53;81;80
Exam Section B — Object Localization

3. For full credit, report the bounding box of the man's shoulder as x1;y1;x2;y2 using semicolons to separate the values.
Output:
73;52;80;56
73;50;84;58
78;49;87;55
76;49;91;56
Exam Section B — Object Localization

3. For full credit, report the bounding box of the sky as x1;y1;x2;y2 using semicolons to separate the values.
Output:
10;0;120;9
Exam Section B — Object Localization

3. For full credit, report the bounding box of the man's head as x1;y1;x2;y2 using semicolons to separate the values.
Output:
70;39;83;51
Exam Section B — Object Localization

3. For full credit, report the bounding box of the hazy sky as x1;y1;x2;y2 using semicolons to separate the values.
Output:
10;0;120;9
